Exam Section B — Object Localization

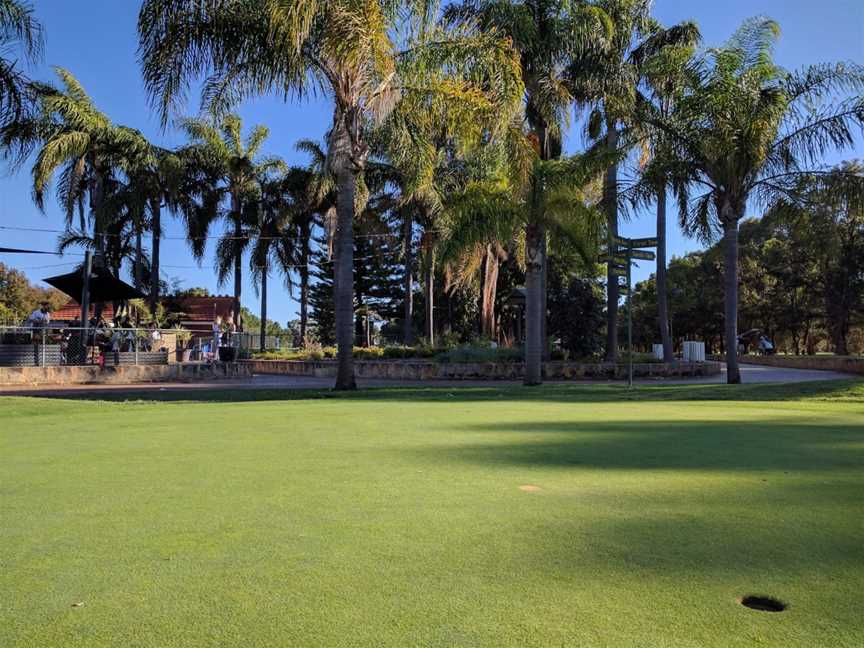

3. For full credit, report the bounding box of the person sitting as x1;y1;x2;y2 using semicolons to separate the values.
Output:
758;335;775;355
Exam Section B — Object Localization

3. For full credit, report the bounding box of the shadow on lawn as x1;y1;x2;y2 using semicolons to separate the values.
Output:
413;419;864;472
4;378;863;405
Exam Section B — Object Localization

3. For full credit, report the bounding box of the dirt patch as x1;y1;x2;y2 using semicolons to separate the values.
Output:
518;485;542;492
738;595;786;612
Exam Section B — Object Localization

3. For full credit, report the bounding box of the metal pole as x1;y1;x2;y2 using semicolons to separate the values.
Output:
627;245;633;388
41;327;46;367
80;251;92;364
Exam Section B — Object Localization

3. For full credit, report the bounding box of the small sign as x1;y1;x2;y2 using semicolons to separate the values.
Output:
613;235;630;248
629;237;658;249
598;254;629;265
630;250;656;261
611;267;627;277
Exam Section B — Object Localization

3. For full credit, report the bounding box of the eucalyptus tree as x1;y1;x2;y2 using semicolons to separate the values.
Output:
0;0;42;130
444;0;613;383
138;0;522;390
637;18;864;382
2;67;148;262
178;114;284;330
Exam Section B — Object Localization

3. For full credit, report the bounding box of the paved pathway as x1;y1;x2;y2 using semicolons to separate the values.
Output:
0;362;855;398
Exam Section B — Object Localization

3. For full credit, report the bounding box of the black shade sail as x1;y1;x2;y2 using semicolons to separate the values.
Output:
43;265;144;302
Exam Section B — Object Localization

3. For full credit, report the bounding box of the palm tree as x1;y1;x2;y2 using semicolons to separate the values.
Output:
445;149;609;367
567;1;698;362
445;0;613;383
115;138;185;310
638;18;864;383
0;0;42;130
3;67;148;261
138;0;522;390
179;114;284;331
629;22;701;362
250;174;300;352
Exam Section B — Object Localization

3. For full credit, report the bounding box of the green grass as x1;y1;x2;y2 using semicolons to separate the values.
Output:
2;380;863;647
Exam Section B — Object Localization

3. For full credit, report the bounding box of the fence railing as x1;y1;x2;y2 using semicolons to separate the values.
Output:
0;325;247;368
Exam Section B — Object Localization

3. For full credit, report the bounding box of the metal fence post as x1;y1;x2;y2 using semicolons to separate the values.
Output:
134;330;139;365
41;328;46;367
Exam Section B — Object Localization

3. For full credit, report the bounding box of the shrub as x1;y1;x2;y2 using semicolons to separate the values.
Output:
435;345;523;364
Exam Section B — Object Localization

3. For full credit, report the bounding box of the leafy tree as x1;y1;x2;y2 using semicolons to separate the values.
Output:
637;18;864;381
0;262;65;324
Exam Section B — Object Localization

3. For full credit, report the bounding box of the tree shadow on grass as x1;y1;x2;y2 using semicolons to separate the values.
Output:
412;419;864;472
2;378;863;405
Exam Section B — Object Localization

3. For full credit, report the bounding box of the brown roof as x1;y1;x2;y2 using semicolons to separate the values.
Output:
53;295;235;332
53;301;115;321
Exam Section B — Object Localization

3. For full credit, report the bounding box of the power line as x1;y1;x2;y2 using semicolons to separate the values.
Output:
0;224;407;241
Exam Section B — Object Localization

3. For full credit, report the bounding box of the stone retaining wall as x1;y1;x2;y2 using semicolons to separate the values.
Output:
244;359;721;381
741;355;864;376
0;362;250;386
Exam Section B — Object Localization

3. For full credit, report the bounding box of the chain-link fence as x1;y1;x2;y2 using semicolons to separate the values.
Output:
0;325;244;367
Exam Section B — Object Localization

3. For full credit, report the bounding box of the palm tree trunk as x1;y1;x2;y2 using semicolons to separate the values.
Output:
604;126;619;362
333;164;357;390
480;244;501;340
92;166;106;255
424;250;435;346
134;218;143;292
232;197;243;331
403;213;414;345
259;261;267;352
540;238;548;360
299;218;310;347
723;219;741;384
149;200;161;314
656;186;673;362
524;223;544;385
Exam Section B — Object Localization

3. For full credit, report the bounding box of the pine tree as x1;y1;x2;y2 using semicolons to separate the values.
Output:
309;234;335;346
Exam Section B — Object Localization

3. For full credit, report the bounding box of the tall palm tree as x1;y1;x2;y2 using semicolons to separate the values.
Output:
250;173;300;352
638;18;864;383
138;0;522;390
179;114;284;330
567;1;697;362
115;139;186;311
3;67;148;262
445;0;613;383
0;0;42;130
628;22;701;362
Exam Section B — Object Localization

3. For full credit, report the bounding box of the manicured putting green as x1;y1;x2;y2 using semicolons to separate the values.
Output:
2;380;863;647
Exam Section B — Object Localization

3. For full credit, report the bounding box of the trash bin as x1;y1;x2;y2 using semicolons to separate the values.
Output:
218;346;236;362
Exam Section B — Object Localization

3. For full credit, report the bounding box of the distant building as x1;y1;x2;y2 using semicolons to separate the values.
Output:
53;295;235;339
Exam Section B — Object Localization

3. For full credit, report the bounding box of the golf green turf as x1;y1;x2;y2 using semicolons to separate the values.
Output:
2;380;863;647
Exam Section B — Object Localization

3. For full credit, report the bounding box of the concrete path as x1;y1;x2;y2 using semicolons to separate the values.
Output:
0;362;855;398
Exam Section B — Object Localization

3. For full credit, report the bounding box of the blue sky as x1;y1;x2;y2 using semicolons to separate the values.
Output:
1;0;862;325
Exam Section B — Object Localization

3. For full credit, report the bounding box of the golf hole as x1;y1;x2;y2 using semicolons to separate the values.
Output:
519;485;542;492
738;595;786;612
